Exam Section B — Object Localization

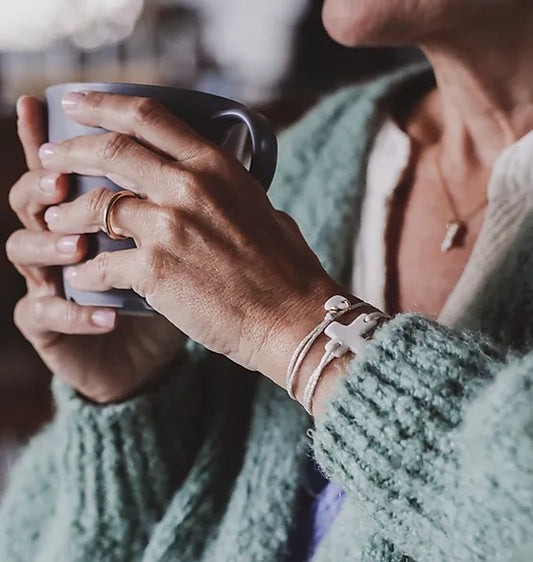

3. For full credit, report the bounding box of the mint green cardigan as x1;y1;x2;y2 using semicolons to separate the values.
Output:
1;65;532;562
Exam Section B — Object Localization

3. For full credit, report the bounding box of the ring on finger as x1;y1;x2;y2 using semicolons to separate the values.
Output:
104;190;140;240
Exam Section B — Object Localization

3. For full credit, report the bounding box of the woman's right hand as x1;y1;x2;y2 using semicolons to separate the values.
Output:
6;96;187;403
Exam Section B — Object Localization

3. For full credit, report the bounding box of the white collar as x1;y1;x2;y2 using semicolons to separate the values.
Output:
352;118;533;326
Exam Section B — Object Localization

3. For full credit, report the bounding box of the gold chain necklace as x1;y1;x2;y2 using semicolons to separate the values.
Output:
434;153;489;252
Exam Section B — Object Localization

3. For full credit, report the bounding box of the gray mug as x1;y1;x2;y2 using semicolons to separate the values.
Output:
45;82;278;314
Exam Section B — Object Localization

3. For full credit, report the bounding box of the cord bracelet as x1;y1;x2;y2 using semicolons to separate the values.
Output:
285;296;366;400
302;310;389;413
285;294;390;414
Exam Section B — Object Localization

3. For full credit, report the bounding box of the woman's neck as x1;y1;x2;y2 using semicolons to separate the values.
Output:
415;10;533;179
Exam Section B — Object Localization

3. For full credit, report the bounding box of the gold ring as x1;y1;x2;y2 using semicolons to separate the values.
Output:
104;190;139;240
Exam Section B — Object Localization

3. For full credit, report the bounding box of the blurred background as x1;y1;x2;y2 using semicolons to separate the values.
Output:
0;0;422;491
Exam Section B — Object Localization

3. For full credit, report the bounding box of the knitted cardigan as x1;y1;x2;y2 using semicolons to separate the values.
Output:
1;64;532;562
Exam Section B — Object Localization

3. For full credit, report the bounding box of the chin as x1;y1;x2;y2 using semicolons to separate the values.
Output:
321;0;448;47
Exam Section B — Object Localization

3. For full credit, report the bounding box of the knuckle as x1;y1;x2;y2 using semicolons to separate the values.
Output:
29;298;45;324
7;172;31;212
95;251;111;284
85;187;111;219
5;230;21;263
157;207;191;247
179;170;207;205
181;169;201;193
157;207;179;235
206;146;227;169
86;91;106;110
13;298;29;332
135;248;162;297
63;301;78;328
131;97;163;128
8;185;20;213
200;146;231;176
150;160;187;203
99;132;131;162
59;137;74;155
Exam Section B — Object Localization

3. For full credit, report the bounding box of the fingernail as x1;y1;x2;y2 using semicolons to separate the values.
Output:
62;91;86;109
65;267;78;280
16;96;27;118
40;173;59;193
91;309;116;329
39;143;56;159
44;206;59;223
57;235;80;254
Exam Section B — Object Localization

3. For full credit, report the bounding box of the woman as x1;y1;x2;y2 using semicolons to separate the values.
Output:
1;0;532;560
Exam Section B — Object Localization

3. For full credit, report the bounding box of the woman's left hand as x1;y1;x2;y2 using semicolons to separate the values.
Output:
40;91;343;387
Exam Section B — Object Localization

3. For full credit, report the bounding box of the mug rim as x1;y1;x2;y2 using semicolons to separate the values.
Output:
45;81;243;107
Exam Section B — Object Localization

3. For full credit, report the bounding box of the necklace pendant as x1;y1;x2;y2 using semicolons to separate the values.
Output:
441;220;466;252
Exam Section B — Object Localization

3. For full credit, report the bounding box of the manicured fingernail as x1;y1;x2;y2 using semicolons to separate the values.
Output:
44;206;59;223
91;309;116;328
62;91;86;109
40;173;59;193
39;143;56;159
65;267;78;280
57;235;80;254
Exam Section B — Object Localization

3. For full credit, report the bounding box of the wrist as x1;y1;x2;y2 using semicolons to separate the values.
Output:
251;279;345;386
253;280;376;409
291;305;376;416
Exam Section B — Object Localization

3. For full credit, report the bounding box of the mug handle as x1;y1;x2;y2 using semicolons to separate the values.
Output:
211;107;278;190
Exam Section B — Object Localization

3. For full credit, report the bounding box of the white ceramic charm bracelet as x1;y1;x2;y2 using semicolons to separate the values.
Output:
286;295;389;414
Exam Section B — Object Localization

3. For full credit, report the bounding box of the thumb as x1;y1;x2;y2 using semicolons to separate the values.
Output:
16;95;46;171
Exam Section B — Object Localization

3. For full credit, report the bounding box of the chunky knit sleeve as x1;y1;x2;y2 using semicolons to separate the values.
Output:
0;425;59;560
0;348;210;562
313;314;533;562
0;83;371;562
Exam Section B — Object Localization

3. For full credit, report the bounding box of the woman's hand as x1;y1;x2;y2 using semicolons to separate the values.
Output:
39;91;343;388
6;96;186;404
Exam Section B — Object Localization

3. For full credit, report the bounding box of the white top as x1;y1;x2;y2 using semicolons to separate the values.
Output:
351;117;533;326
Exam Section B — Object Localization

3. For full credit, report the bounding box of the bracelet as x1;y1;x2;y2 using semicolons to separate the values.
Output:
302;310;390;414
286;295;367;400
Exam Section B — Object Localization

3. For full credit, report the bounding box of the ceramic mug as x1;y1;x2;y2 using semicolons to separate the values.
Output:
46;82;278;314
